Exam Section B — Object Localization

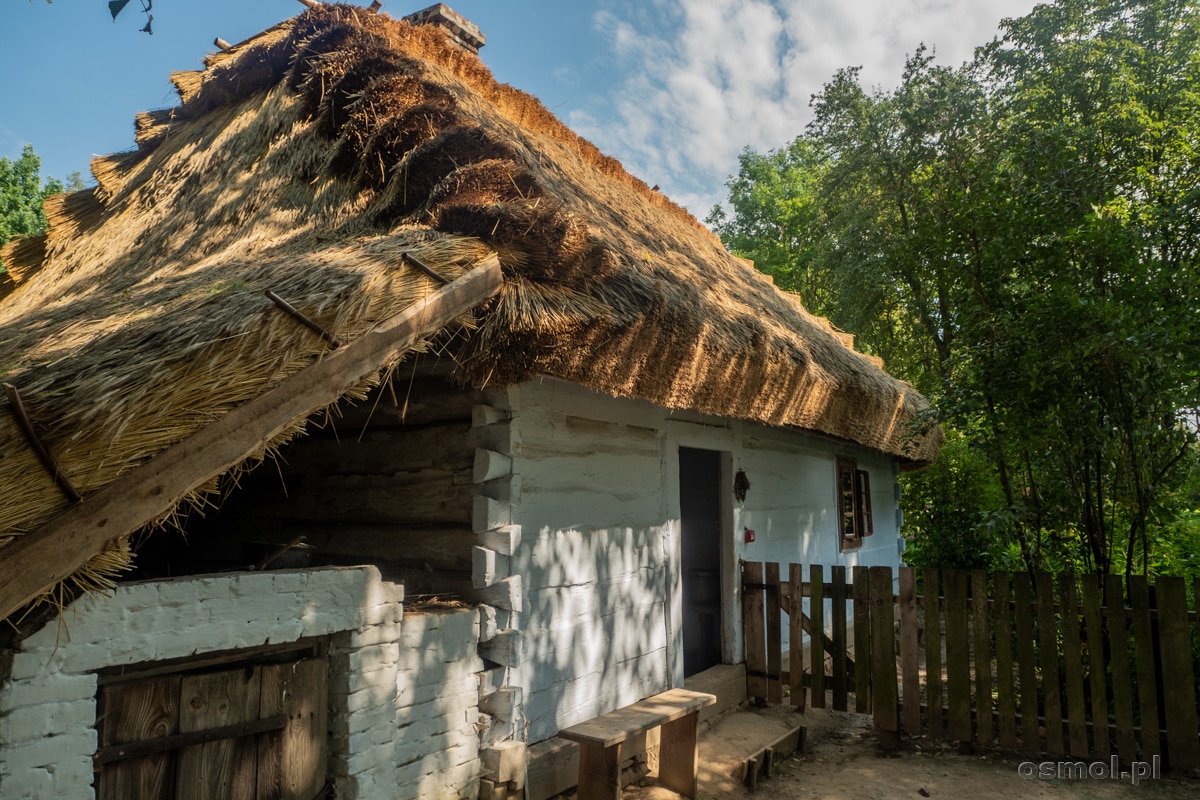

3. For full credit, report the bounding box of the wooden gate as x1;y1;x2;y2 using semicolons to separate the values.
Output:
95;643;328;800
740;561;869;714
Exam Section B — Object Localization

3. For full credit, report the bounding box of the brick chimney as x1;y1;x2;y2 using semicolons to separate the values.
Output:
403;3;485;55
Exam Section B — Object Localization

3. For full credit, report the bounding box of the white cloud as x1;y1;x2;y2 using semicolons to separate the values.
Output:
573;0;1040;217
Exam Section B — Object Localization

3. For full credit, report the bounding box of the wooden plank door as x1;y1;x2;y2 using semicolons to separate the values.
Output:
176;667;263;800
99;653;327;800
98;675;181;800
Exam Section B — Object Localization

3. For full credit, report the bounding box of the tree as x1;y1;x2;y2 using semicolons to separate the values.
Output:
712;0;1200;581
0;144;83;274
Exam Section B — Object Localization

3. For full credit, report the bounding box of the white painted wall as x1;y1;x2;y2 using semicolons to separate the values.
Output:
0;567;484;800
501;377;905;743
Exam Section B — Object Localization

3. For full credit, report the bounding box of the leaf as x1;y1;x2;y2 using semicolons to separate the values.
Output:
108;0;130;20
140;14;153;34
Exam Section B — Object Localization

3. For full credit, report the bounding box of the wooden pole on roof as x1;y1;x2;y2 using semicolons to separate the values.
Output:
214;37;233;52
0;257;503;624
3;383;81;504
296;0;321;8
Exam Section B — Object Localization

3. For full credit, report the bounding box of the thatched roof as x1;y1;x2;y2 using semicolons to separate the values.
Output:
0;3;940;621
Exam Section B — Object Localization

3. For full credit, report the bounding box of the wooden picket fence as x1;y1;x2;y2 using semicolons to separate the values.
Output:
741;562;1200;767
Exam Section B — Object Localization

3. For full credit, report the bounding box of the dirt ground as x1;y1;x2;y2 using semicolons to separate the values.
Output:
624;706;1200;800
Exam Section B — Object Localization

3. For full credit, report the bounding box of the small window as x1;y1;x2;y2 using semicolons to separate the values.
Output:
836;459;874;551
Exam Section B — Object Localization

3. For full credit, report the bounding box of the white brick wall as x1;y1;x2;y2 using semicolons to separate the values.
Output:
0;567;485;800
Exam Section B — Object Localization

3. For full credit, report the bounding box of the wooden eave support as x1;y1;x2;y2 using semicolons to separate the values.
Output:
402;251;451;285
0;256;502;622
3;382;81;503
265;289;343;348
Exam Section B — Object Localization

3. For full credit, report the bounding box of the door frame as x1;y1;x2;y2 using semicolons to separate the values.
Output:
664;421;738;685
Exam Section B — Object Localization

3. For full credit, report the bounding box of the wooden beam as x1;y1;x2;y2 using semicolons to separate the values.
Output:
0;257;502;622
96;715;287;764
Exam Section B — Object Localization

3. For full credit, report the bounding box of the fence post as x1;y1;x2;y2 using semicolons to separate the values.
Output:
1105;573;1136;765
852;566;871;713
789;563;805;711
869;566;899;749
944;569;972;749
766;562;783;704
898;567;920;736
993;570;1018;749
1156;576;1199;768
924;568;944;740
1012;571;1039;750
831;566;849;712
810;564;825;709
743;561;768;704
970;570;993;749
1060;572;1089;758
1129;575;1161;761
1080;574;1109;759
1036;571;1064;755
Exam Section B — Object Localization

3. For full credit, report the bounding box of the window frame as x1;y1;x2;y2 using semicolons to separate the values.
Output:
836;458;874;551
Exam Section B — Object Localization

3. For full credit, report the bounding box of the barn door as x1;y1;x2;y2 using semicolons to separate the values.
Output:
679;446;725;677
97;655;327;800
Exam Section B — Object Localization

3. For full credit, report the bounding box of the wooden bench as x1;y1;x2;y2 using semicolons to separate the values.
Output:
557;687;716;800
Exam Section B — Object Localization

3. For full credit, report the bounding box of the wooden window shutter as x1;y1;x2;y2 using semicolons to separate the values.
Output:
856;469;873;536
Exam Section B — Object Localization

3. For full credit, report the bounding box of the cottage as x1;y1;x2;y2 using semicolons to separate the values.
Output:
0;4;940;798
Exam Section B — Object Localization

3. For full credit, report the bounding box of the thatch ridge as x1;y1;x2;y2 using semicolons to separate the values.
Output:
0;4;940;621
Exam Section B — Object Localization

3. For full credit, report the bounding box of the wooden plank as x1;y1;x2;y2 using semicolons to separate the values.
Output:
898;567;920;735
1155;576;1199;768
1105;574;1136;765
1080;575;1109;759
993;570;1018;749
658;711;700;797
944;569;972;746
970;570;993;748
177;667;262;800
526;737;580;800
1036;571;1064;755
1128;575;1161;760
789;563;805;711
869;566;899;749
852;566;871;714
924;568;943;739
97;676;181;800
0;258;504;622
1013;571;1039;750
831;565;848;712
280;659;328;800
766;562;783;704
557;689;715;748
743;562;767;702
257;666;283;800
575;743;621;800
809;564;825;709
1059;572;1088;758
96;716;285;765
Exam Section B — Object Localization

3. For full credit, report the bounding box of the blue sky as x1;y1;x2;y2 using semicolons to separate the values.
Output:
2;0;1039;216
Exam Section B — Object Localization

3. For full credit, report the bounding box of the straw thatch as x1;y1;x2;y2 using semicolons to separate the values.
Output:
0;3;940;619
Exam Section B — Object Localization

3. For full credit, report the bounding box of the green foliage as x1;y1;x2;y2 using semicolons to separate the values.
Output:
713;0;1200;579
901;431;1006;571
705;140;834;312
0;145;82;274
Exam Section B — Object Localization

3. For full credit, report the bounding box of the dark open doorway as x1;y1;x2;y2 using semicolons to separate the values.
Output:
679;446;725;677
